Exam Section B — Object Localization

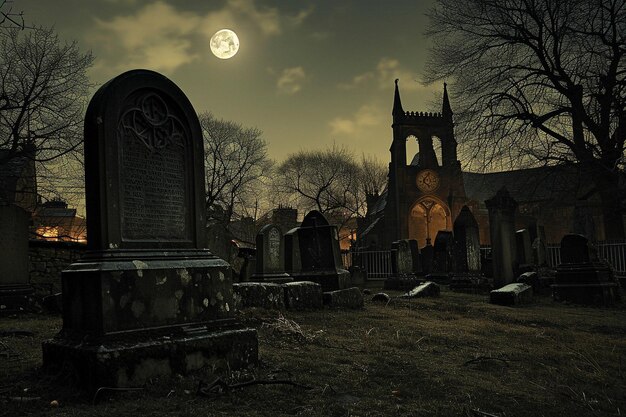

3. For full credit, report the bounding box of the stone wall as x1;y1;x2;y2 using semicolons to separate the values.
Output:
29;240;87;293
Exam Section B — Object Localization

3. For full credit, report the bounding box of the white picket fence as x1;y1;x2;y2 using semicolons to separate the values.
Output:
345;240;626;277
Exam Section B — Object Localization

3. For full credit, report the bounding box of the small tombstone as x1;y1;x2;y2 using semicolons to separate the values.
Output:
450;206;486;292
42;69;258;389
420;243;434;274
553;234;618;305
515;229;533;266
385;239;420;290
528;223;547;266
453;206;481;273
284;211;350;291
485;187;518;287
490;283;533;306
431;231;455;280
0;204;33;313
322;287;364;309
403;281;440;298
250;224;291;283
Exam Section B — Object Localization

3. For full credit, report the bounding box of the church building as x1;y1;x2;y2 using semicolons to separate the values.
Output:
358;80;611;250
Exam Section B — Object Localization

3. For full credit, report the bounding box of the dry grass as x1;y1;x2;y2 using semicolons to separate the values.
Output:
1;288;625;417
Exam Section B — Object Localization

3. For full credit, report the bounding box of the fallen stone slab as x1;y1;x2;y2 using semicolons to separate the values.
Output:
323;287;364;309
403;281;440;298
371;292;390;303
283;281;323;310
233;282;285;310
490;283;533;306
517;271;539;293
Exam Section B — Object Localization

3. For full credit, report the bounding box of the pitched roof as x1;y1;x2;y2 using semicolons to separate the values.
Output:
462;165;593;205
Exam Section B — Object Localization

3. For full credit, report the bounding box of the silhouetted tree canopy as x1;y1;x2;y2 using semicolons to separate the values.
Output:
425;0;626;238
199;112;273;224
0;26;93;211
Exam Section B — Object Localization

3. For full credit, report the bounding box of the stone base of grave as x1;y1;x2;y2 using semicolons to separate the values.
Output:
383;274;420;291
0;284;35;314
323;287;364;309
249;272;293;284
283;281;323;309
449;273;490;293
552;262;619;305
233;282;285;310
290;269;350;292
490;283;533;306
42;322;258;390
42;249;259;388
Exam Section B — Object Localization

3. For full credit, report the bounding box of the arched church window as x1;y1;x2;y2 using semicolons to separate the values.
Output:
406;135;419;166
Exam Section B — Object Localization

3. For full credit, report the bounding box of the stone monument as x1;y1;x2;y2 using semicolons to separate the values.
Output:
485;187;518;288
450;205;488;292
250;224;291;283
429;230;455;283
0;204;33;312
384;239;420;290
552;234;619;305
284;210;350;291
42;70;258;389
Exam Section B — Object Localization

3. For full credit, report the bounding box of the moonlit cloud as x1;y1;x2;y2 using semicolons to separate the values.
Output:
90;0;311;75
277;66;307;95
329;104;385;136
339;57;423;91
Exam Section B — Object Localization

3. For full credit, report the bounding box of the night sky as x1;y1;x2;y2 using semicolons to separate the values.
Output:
21;0;440;164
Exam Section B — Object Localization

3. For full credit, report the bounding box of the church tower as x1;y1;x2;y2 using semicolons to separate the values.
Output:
384;80;466;249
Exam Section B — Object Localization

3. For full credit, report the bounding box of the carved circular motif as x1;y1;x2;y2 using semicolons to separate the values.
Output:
416;169;440;192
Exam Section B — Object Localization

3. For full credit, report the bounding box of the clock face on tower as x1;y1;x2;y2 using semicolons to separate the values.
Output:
416;169;440;192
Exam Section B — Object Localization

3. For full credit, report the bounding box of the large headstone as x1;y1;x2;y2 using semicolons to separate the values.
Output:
0;204;33;313
250;224;291;283
485;187;518;287
552;234;618;305
42;70;258;389
283;210;350;291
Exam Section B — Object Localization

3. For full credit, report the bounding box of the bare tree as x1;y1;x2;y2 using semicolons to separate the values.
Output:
0;26;93;214
425;0;626;238
199;112;273;224
0;1;25;30
359;154;387;199
274;145;388;232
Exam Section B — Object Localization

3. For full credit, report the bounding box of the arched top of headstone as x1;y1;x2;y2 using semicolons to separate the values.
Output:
301;210;330;228
453;205;478;229
560;233;595;263
84;69;206;251
257;223;282;237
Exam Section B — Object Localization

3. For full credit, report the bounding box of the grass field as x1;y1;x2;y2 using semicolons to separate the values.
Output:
1;289;625;417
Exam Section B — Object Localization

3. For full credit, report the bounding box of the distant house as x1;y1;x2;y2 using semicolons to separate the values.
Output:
32;199;87;243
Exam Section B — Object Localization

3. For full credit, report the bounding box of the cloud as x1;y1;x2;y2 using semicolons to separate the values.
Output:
339;57;422;91
91;0;311;74
329;104;385;136
277;66;306;95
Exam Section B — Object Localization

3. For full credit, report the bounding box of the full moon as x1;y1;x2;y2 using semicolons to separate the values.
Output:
210;29;240;59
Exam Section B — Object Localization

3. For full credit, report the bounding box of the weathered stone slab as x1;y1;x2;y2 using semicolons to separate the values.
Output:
283;281;322;310
517;271;539;293
490;283;533;306
403;281;440;298
322;287;364;309
233;282;285;310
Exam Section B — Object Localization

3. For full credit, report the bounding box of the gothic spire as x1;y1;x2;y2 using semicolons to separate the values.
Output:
442;82;453;119
392;79;404;118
